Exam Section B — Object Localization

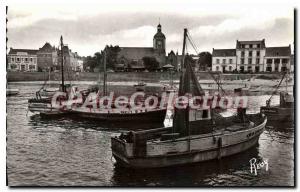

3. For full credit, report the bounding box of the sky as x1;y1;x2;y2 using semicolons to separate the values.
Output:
6;3;294;56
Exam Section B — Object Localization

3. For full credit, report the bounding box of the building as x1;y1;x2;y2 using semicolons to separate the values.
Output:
212;49;236;72
37;42;58;71
236;40;266;73
7;48;38;71
58;45;83;72
116;23;166;70
264;46;291;72
212;39;292;73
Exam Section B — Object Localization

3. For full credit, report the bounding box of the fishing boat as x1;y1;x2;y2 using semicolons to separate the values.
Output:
111;28;267;168
6;88;19;96
72;49;167;124
260;72;294;122
28;36;74;117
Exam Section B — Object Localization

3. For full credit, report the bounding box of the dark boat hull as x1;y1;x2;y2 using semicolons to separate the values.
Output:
260;106;294;122
73;109;167;123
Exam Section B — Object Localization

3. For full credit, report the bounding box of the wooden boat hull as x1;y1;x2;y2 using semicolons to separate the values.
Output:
260;106;294;122
6;89;19;96
73;108;167;123
28;98;72;118
111;116;267;168
113;135;260;168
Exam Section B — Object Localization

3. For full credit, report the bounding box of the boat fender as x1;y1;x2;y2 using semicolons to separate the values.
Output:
217;137;222;159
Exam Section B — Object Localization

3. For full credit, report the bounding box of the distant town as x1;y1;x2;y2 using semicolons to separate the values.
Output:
7;23;294;74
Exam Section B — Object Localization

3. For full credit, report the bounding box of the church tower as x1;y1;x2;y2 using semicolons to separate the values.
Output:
153;23;166;54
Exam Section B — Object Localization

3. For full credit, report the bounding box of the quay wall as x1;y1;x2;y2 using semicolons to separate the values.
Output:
7;71;282;82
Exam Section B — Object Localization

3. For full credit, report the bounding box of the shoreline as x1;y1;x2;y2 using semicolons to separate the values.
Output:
7;71;288;82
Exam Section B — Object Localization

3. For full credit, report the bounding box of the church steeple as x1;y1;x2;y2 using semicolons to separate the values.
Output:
157;23;161;32
153;22;166;53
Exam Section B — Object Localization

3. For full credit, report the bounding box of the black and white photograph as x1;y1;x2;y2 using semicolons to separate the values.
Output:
5;0;296;187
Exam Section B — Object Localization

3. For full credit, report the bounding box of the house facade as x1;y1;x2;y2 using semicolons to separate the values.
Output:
7;48;38;71
37;42;58;71
212;49;236;72
264;46;292;72
8;42;83;72
212;39;292;73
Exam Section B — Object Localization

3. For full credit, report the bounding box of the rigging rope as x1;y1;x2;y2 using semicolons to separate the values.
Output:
186;32;226;95
266;72;286;106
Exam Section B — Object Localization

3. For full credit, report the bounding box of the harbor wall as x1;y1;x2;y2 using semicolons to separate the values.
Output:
7;71;282;82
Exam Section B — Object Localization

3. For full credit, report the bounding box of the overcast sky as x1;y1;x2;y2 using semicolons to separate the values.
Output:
7;4;294;56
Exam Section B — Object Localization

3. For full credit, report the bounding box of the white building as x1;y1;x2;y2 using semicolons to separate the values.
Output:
264;46;291;72
236;40;266;72
212;39;292;73
7;48;38;72
212;49;236;72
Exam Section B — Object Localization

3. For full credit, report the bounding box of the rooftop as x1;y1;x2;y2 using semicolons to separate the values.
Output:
9;48;38;55
212;49;236;57
265;46;291;57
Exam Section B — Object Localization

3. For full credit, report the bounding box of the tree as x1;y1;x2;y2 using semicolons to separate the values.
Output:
142;57;159;71
83;45;120;72
83;55;97;72
198;52;212;71
104;45;121;70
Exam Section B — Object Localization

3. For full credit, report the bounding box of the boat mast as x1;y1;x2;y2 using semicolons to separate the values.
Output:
60;35;65;92
181;29;187;69
103;48;107;96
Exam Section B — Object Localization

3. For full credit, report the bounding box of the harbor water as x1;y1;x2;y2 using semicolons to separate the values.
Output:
7;82;294;186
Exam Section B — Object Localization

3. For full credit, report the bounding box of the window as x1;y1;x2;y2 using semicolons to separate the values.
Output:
241;45;245;48
267;59;272;64
229;59;232;64
11;58;14;62
274;59;280;64
266;66;272;72
10;64;17;69
281;67;287;72
241;58;244;64
16;58;20;62
30;58;33;62
229;66;232;71
255;66;259;72
25;58;28;62
216;59;219;64
29;65;35;70
282;59;288;63
249;51;252;57
257;44;260;48
256;58;260;64
248;66;252;71
202;110;208;118
249;44;253;48
240;66;244;72
241;51;245;57
248;58;252;64
256;51;260;57
216;66;219;71
223;59;226;64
